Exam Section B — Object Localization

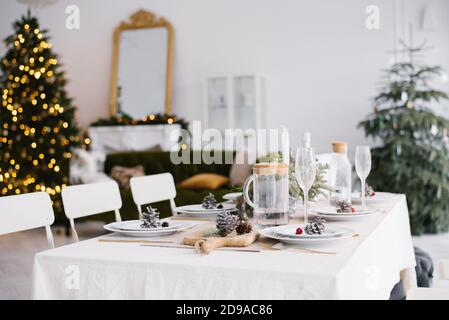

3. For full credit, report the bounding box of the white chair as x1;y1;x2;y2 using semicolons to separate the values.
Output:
130;173;177;217
61;181;122;242
0;192;55;248
407;260;449;300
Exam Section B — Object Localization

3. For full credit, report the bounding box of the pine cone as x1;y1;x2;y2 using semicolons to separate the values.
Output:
336;200;352;213
140;206;161;228
236;220;252;235
364;183;375;197
304;217;326;235
202;192;218;209
216;210;238;236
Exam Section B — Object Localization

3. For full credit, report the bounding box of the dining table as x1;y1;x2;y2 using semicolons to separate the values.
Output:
32;194;416;299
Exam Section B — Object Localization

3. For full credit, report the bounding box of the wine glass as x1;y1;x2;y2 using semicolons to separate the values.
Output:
355;146;372;209
295;147;316;224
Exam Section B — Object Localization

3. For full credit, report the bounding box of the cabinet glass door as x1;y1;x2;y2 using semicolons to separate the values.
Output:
233;76;256;130
207;77;228;131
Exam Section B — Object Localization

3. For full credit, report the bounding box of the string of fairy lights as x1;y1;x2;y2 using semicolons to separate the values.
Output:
0;18;80;200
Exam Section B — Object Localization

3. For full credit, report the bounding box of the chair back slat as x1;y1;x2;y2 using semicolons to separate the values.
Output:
130;173;176;206
62;181;122;219
0;192;54;236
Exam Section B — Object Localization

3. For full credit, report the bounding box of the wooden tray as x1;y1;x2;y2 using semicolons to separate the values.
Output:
183;231;259;254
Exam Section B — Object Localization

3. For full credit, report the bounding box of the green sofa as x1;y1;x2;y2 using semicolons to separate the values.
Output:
99;150;237;222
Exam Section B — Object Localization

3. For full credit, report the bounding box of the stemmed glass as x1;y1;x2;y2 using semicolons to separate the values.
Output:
355;146;372;209
295;147;316;224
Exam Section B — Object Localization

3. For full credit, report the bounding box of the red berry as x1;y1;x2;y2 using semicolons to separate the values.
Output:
351;207;356;213
372;192;376;196
296;227;303;235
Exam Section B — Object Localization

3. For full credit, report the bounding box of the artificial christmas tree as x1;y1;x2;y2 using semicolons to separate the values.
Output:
0;11;80;211
359;40;449;234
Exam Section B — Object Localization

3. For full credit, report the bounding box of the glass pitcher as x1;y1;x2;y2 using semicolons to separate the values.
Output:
243;163;289;228
329;141;352;203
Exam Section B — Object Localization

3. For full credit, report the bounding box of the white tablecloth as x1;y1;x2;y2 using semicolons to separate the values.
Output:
32;195;416;300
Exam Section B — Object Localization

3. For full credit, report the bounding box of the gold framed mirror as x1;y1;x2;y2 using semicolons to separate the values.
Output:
109;9;174;117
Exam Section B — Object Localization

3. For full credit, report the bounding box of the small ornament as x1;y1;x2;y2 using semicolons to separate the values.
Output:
202;192;218;209
295;227;303;235
216;210;238;236
305;217;326;235
140;206;160;228
161;221;169;228
364;183;375;197
336;200;352;213
236;220;252;235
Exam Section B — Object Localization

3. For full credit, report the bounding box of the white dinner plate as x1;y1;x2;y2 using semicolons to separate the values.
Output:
175;203;237;213
108;220;181;231
222;192;242;201
329;192;398;205
103;221;194;237
310;212;378;221
315;205;378;216
311;207;381;221
350;192;398;204
260;227;354;245
175;211;219;219
272;224;349;239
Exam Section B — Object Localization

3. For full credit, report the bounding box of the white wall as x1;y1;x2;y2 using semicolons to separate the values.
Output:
1;0;448;153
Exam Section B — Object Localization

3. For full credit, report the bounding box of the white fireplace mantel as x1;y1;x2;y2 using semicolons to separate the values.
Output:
88;124;181;153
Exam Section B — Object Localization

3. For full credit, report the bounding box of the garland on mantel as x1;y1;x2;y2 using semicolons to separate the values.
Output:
90;112;189;131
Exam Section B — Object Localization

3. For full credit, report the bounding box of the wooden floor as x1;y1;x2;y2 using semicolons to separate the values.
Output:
1;222;448;299
0;222;105;300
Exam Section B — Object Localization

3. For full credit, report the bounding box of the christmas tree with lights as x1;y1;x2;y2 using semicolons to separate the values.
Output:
359;40;449;234
0;11;80;210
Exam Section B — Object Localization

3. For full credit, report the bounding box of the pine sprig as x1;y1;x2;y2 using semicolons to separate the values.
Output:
258;151;332;201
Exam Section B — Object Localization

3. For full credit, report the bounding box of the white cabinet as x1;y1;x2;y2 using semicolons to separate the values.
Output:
204;74;266;132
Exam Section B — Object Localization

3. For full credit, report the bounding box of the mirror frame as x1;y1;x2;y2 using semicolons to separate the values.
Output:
109;9;174;116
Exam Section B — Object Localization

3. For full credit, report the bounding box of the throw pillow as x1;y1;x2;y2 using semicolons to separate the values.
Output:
110;165;145;189
180;173;229;190
229;150;256;186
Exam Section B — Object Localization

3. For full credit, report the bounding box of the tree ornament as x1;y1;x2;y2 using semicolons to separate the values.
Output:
305;217;326;235
336;200;352;213
140;206;161;228
202;192;218;209
216;210;238;236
